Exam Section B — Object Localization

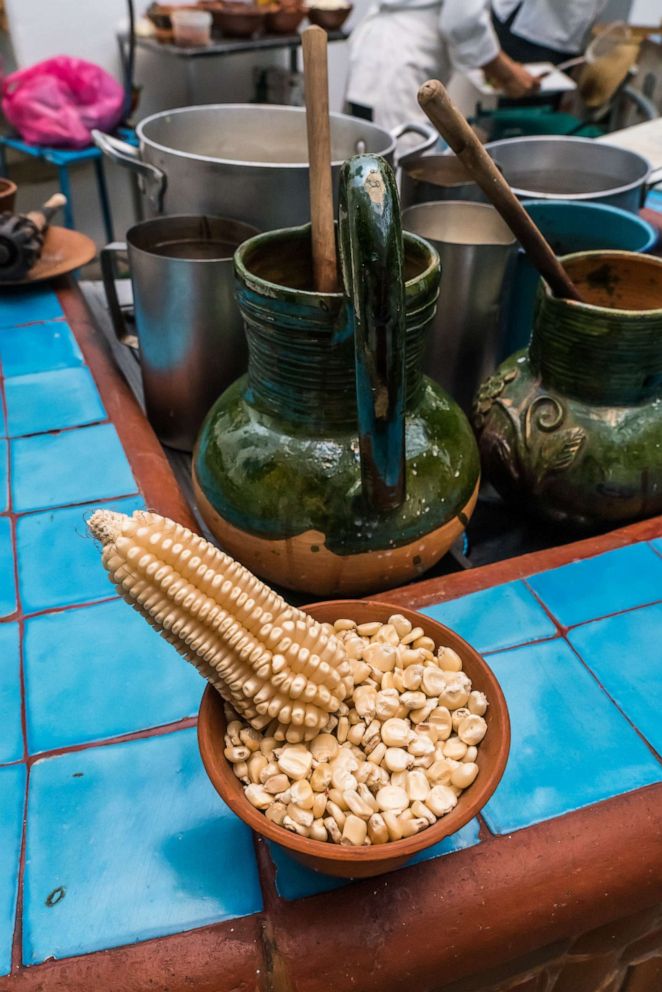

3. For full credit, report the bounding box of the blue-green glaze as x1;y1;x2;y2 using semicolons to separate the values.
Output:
194;156;479;593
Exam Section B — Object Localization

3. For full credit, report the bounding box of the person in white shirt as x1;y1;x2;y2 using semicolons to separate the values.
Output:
346;0;608;130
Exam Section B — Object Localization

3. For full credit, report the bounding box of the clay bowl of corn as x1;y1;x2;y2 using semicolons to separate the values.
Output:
198;600;510;878
87;510;509;880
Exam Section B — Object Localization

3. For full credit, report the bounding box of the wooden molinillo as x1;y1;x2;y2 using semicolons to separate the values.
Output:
417;79;584;303
0;192;66;281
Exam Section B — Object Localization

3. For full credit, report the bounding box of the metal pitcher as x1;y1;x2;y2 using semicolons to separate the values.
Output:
101;214;258;451
402;201;517;413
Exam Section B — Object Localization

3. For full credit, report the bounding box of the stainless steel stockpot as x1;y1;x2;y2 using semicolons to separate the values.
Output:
484;135;662;213
93;104;436;231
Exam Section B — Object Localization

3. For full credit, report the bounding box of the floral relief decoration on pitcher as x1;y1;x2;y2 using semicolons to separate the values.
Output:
473;367;586;494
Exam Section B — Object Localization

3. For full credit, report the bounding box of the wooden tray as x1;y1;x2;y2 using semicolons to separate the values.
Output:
0;226;96;286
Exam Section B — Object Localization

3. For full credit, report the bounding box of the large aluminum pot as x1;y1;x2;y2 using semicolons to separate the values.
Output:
92;104;436;231
484;136;662;213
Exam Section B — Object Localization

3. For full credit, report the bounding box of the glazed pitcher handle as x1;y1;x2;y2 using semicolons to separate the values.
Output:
338;155;406;512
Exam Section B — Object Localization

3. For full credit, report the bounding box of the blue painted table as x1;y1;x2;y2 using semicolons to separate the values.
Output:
0;281;660;992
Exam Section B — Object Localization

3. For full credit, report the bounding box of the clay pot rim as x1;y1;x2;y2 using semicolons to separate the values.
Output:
0;178;17;195
197;599;510;876
548;249;662;317
234;222;439;301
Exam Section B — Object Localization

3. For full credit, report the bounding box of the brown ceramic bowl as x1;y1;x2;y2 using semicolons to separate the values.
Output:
207;2;266;36
198;599;510;878
265;3;306;33
305;3;351;30
0;178;17;214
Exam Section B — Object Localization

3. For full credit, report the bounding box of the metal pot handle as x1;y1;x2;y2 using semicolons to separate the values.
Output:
91;130;167;212
100;242;139;350
389;121;438;166
338;155;406;513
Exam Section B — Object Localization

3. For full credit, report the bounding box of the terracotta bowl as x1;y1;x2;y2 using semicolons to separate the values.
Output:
305;4;351;30
0;178;17;214
207;2;266;36
265;4;306;33
198;599;510;878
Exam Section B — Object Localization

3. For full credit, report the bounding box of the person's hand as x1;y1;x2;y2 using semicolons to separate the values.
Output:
482;52;541;97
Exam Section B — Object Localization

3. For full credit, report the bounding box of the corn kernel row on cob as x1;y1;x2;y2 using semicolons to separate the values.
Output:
88;509;353;741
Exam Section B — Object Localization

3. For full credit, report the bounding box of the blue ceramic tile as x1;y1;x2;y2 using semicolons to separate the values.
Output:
568;603;662;756
0;763;25;976
23;729;262;963
0;401;4;437
651;538;662;559
482;639;662;835
0;623;22;765
421;580;557;654
24;599;203;753
0;320;83;378
0;442;7;513
0;288;63;329
11;423;137;513
17;495;145;614
527;543;662;628
0;517;16;619
269;819;481;901
4;367;106;438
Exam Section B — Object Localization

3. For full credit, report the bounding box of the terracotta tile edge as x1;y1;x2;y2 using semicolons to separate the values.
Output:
267;783;662;992
0;913;265;992
381;516;662;609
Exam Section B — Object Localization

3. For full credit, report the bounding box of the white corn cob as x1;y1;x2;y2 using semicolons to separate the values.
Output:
88;510;353;741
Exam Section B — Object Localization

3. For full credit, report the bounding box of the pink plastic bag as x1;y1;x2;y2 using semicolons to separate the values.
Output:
1;56;124;148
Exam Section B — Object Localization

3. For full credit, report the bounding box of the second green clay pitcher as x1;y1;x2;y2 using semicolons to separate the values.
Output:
193;155;480;595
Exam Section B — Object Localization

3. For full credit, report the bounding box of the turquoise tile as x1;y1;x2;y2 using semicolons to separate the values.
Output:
568;603;662;757
527;543;662;628
0;623;22;764
0;288;63;328
4;368;106;437
11;424;137;513
0;400;4;437
482;639;662;834
0;764;25;976
23;729;262;964
0;517;16;618
24;599;203;753
17;495;144;614
0;443;7;513
0;320;83;378
421;580;557;654
651;538;662;559
269;819;481;901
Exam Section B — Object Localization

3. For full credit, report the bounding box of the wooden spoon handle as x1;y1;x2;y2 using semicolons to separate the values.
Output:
302;26;338;294
418;79;584;302
26;193;67;232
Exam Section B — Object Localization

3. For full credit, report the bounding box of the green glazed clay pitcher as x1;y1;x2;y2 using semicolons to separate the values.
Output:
474;250;662;527
193;155;479;595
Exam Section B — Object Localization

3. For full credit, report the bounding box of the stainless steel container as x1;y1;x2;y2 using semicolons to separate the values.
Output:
402;201;516;413
484;136;662;212
92;105;436;232
100;214;258;451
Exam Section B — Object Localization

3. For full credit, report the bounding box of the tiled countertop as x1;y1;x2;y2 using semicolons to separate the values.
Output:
0;282;660;992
